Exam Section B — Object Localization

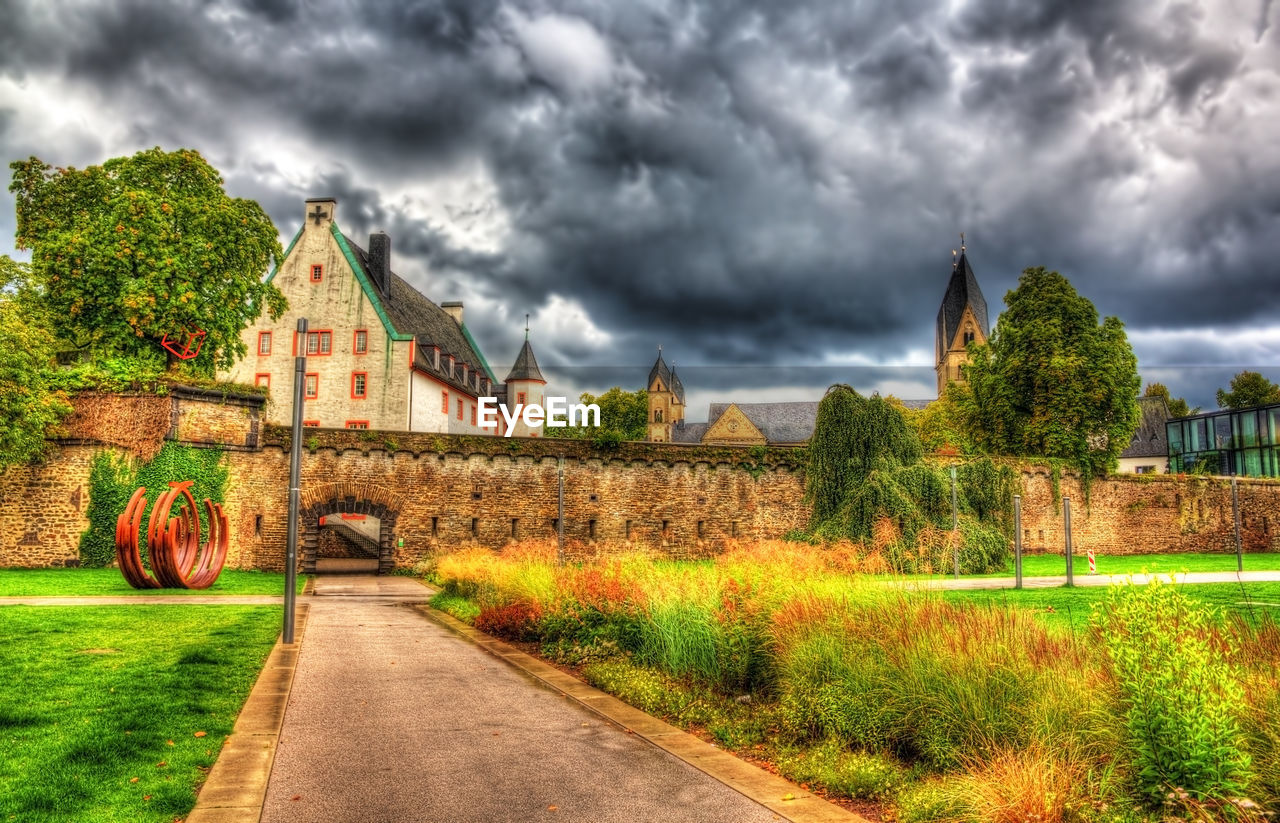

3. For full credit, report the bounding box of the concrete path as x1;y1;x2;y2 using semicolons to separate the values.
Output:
910;569;1280;590
259;576;794;823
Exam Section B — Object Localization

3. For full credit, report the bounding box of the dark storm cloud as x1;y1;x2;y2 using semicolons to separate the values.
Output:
1;0;1279;408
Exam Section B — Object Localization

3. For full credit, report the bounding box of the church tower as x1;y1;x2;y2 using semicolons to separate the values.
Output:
503;320;546;438
935;238;990;398
646;348;685;442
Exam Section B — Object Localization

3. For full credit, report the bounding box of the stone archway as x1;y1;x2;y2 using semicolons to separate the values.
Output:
299;482;406;575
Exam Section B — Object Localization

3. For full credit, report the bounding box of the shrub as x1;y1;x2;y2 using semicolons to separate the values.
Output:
1094;580;1252;803
474;601;544;641
775;739;908;800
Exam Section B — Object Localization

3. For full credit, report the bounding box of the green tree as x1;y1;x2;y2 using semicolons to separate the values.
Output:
1142;382;1194;418
10;147;286;371
1215;370;1280;409
553;387;648;443
0;255;73;466
894;387;974;455
956;266;1141;479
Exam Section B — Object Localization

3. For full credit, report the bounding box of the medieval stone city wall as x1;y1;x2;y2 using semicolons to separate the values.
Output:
2;389;1278;569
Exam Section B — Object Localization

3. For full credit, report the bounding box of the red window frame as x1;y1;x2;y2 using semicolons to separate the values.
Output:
442;390;449;414
257;331;272;356
303;419;320;427
351;372;368;399
305;331;333;356
470;403;476;426
457;398;463;421
255;373;271;388
310;263;323;283
305;373;318;399
353;329;368;355
345;420;370;430
516;391;527;406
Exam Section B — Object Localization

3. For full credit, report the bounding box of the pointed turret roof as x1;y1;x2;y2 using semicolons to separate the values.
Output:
648;350;685;403
937;249;989;355
504;339;544;383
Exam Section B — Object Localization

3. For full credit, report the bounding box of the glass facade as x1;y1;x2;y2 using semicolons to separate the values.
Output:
1166;403;1280;477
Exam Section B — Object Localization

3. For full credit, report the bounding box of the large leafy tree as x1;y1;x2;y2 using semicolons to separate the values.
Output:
1216;371;1280;409
554;387;648;442
10;147;286;371
956;266;1141;478
0;255;72;466
1143;382;1195;418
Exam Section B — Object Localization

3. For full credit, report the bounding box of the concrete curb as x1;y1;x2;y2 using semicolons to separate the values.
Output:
186;602;311;823
417;604;868;823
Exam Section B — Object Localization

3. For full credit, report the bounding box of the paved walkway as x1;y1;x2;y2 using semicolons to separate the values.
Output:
911;570;1280;590
259;576;793;823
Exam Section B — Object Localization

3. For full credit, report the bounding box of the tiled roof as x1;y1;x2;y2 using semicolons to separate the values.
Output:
648;353;685;403
1121;395;1170;459
505;340;544;383
707;401;821;444
671;421;709;443
936;250;989;358
343;234;495;396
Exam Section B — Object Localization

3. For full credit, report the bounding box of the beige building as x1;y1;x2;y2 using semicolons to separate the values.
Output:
935;243;990;397
1117;396;1170;474
646;350;686;442
224;197;543;435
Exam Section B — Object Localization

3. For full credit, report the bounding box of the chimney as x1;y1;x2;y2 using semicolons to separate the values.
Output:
368;232;391;296
442;301;464;325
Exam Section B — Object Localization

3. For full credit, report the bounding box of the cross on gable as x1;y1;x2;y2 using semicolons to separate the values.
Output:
309;206;328;225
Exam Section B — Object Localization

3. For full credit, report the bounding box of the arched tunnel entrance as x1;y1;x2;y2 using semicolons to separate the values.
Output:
299;483;404;575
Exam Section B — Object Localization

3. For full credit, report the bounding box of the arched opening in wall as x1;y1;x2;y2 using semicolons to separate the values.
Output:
315;513;383;574
298;484;404;576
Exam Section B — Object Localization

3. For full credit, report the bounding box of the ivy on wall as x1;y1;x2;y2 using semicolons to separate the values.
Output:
79;442;228;568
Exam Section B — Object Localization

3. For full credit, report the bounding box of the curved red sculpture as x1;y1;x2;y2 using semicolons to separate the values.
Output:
115;481;229;589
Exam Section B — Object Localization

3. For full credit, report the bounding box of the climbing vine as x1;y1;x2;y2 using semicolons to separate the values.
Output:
802;385;1017;573
80;442;228;568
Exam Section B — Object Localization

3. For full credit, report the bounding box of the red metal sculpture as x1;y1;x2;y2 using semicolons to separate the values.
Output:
115;481;229;589
161;329;207;361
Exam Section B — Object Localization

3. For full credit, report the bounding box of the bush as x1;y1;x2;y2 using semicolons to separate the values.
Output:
775;739;908;800
474;601;544;641
1094;580;1252;803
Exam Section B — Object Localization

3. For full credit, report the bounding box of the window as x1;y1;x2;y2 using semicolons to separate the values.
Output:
306;331;332;356
654;410;663;423
1135;465;1156;475
963;330;975;346
353;329;368;355
516;392;527;406
257;331;272;355
470;403;476;426
305;373;318;399
351;372;368;399
457;398;464;420
310;264;323;282
441;390;449;414
255;373;270;388
303;419;320;427
345;421;369;430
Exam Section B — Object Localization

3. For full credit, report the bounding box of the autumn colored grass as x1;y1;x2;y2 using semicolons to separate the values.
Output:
429;540;1280;821
0;605;280;822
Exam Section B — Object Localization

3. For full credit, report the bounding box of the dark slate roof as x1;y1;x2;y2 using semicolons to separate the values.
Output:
344;234;494;395
1121;396;1170;459
707;401;821;444
648;353;685;403
936;250;989;359
672;421;709;443
504;339;545;383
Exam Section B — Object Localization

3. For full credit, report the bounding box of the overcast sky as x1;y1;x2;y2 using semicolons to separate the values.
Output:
2;0;1278;416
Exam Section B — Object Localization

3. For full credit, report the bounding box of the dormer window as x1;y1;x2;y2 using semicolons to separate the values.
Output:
448;356;455;377
433;347;440;370
462;363;469;382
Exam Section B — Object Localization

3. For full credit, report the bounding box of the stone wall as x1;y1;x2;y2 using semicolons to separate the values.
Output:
4;389;1280;570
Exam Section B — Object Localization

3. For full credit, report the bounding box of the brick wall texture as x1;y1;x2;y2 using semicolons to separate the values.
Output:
2;391;1278;569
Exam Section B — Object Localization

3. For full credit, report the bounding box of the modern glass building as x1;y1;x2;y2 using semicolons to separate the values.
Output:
1166;402;1280;477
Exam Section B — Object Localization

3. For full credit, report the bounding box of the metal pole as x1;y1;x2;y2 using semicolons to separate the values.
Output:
1232;475;1243;572
950;465;960;578
557;455;565;567
1013;495;1023;590
284;318;307;643
1063;496;1073;587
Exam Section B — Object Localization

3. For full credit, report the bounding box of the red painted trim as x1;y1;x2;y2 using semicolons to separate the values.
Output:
310;263;323;283
456;398;464;421
344;420;370;429
351;371;368;400
257;331;272;356
353;328;369;355
340;513;367;520
254;373;271;388
305;372;319;399
292;331;297;357
470;403;476;426
304;330;334;356
407;338;414;369
411;366;479;401
441;389;449;414
303;419;320;427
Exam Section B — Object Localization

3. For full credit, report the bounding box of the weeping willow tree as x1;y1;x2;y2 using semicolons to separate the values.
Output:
803;385;1017;574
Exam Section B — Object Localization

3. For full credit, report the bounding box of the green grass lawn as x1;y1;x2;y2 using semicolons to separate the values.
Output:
945;580;1280;630
0;605;281;823
0;568;304;597
910;550;1280;580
